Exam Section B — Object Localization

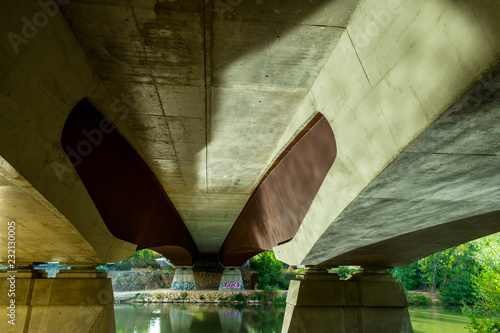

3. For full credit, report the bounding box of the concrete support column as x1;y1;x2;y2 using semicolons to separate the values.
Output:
0;265;115;333
171;266;196;290
219;267;244;290
282;267;413;333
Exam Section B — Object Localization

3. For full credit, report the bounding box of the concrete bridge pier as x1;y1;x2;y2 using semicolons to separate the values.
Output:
219;267;244;291
171;266;196;290
282;267;412;333
0;265;115;333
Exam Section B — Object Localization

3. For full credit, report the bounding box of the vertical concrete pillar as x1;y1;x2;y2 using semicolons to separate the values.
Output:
282;267;413;333
219;267;244;290
171;266;196;290
0;265;115;333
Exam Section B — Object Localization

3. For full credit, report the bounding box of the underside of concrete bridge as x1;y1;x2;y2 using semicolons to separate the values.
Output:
0;0;499;332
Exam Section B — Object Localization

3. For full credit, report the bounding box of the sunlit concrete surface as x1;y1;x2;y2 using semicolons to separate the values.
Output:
1;1;499;332
282;270;413;333
0;268;116;333
0;0;499;275
57;0;359;253
0;156;119;265
274;0;500;266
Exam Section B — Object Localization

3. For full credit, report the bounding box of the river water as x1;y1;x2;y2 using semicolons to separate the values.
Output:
410;306;470;333
114;304;470;332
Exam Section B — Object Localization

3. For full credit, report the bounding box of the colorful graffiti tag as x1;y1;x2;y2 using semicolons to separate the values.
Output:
171;281;196;290
219;282;244;290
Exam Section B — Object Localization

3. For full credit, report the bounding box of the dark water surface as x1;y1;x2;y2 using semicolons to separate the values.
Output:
114;303;285;333
115;303;469;332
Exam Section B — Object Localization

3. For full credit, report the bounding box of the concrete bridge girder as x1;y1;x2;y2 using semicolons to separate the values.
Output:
0;0;499;273
274;0;500;266
0;156;103;266
1;1;500;332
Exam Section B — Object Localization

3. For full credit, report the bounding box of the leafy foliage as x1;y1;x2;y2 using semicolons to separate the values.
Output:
393;243;479;304
333;266;360;280
112;249;163;270
464;233;500;332
407;294;431;303
393;262;422;290
393;233;500;331
250;252;288;289
438;246;478;304
235;293;245;302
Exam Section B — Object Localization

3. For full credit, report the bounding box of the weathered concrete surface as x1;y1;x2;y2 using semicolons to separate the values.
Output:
171;267;196;290
299;64;500;267
0;0;138;264
0;156;102;265
274;0;500;266
0;0;499;270
58;0;358;253
219;267;244;291
0;268;115;333
282;272;412;333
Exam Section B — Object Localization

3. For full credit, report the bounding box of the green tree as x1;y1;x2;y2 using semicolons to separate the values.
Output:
392;233;500;327
250;252;286;289
393;261;422;290
393;244;478;304
439;244;477;304
464;233;500;332
419;251;451;292
112;249;162;270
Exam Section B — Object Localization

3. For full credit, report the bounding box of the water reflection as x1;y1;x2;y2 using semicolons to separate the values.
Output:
409;306;470;333
170;307;194;332
219;309;242;332
116;304;470;333
114;303;285;333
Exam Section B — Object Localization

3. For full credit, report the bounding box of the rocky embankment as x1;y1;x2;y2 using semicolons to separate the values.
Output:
114;289;288;304
109;268;256;291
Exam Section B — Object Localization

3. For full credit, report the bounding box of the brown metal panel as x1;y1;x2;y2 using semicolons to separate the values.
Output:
61;98;199;266
256;173;287;222
219;114;337;266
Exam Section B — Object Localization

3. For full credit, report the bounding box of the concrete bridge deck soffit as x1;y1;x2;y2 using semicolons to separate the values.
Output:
0;0;499;268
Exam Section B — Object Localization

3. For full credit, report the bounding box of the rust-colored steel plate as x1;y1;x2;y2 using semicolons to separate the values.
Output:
61;98;199;265
219;114;337;266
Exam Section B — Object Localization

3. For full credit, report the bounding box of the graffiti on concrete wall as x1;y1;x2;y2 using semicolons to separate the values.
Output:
219;282;244;290
171;281;196;290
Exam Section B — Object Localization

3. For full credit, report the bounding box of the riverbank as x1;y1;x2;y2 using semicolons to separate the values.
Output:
110;269;454;306
114;289;288;304
406;291;461;306
110;268;256;291
114;288;458;306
